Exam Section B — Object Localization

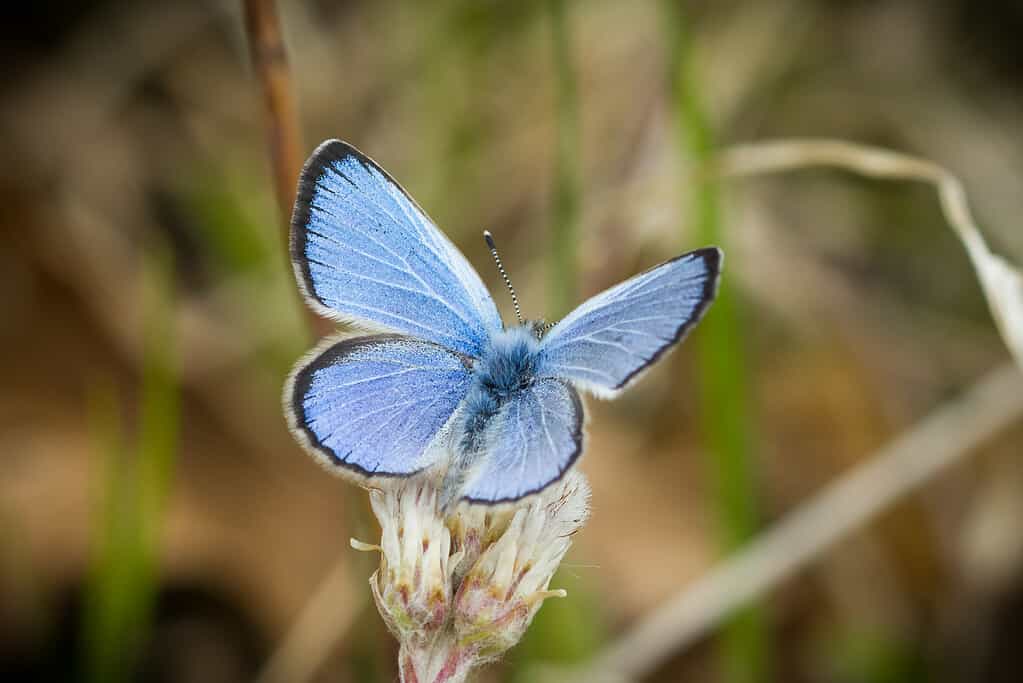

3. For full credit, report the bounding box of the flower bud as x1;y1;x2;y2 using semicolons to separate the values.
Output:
353;472;590;683
354;482;453;645
452;476;588;661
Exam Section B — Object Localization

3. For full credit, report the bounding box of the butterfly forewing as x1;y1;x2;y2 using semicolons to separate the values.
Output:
291;140;501;357
539;248;722;397
286;335;473;478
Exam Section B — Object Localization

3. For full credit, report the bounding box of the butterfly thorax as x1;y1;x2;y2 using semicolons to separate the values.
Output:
460;325;541;434
474;324;542;399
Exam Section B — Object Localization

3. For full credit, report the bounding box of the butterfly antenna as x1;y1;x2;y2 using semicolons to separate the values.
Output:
484;230;523;325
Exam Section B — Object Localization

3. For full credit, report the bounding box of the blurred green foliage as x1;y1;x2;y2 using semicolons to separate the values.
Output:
82;251;179;683
663;2;769;682
509;569;605;681
825;625;930;683
186;166;278;278
547;0;581;319
182;159;308;373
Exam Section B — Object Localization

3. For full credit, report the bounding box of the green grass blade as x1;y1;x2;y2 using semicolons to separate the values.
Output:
548;0;580;318
133;247;180;641
82;378;132;683
662;3;769;682
81;250;180;682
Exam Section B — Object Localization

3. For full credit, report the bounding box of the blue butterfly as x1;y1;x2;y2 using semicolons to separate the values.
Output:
284;140;722;507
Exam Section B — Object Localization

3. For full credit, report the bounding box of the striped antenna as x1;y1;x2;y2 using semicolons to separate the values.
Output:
483;230;523;325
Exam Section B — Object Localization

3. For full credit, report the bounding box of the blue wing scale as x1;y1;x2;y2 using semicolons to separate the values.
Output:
291;140;501;356
538;248;721;397
286;335;473;478
461;379;583;504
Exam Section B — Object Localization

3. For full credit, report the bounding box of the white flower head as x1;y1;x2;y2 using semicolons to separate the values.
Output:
353;472;590;683
353;481;453;645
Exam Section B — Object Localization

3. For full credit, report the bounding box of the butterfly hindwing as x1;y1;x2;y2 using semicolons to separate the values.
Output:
286;334;473;478
461;379;583;504
291;140;502;357
539;248;722;397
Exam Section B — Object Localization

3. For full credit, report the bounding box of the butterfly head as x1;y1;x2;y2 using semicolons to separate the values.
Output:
527;319;551;340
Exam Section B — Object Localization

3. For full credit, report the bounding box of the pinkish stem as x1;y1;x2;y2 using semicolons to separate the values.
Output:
399;644;474;683
399;651;420;683
433;648;463;683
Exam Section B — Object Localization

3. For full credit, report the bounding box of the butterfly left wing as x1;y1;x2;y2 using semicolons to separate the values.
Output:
460;379;583;504
538;248;721;397
286;334;473;478
291;140;502;357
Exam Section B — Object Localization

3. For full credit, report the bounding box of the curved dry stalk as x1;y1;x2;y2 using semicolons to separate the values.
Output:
568;139;1023;680
720;139;1023;367
575;362;1023;682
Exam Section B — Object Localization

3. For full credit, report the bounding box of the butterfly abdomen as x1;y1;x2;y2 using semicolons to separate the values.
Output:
458;385;501;454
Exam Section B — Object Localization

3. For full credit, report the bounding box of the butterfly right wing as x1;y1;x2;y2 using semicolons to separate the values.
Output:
539;248;721;398
291;140;502;357
285;334;473;479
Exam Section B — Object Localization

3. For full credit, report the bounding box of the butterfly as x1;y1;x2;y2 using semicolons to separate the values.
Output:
284;139;722;508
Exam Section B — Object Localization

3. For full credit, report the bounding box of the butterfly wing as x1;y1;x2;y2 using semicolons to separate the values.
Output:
291;140;502;357
539;248;722;397
286;334;473;478
460;379;583;504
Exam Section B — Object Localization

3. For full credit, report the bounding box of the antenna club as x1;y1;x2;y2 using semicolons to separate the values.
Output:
483;230;524;325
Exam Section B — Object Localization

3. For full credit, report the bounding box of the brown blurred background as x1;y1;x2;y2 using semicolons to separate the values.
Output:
2;1;1022;681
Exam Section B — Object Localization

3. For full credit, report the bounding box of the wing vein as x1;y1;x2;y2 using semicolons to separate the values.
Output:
555;282;679;328
537;389;559;458
514;397;529;494
309;197;478;332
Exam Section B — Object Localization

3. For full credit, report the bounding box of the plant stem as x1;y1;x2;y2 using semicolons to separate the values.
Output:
243;0;303;237
663;3;768;682
243;0;332;339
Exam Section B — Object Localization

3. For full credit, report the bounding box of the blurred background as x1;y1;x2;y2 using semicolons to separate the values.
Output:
2;1;1023;681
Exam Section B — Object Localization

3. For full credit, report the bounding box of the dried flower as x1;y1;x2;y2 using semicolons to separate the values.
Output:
352;472;590;683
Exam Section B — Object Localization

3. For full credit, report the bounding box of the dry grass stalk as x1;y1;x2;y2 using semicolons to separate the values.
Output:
570;139;1023;681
